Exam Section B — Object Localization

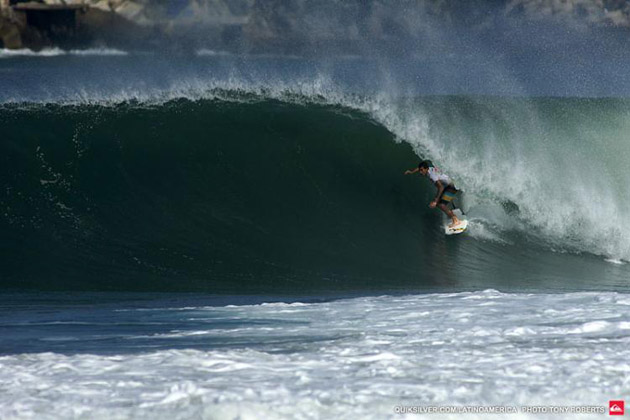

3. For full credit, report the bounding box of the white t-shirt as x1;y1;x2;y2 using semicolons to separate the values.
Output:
427;167;452;185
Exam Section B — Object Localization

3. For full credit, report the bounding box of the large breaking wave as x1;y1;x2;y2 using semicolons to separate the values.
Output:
1;86;629;292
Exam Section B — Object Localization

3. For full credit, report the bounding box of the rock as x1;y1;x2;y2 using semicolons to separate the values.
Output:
114;1;145;22
91;1;114;12
0;19;23;49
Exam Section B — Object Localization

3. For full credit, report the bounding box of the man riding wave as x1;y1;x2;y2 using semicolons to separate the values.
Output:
405;160;462;228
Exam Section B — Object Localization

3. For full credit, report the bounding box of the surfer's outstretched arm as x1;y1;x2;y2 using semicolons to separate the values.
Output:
404;168;420;175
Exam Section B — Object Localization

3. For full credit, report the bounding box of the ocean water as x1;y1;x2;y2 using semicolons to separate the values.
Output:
2;291;630;420
1;50;630;419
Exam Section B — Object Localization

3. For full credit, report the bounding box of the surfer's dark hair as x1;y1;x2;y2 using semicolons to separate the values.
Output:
418;160;433;169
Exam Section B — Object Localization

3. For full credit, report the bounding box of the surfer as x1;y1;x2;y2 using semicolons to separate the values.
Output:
405;160;461;228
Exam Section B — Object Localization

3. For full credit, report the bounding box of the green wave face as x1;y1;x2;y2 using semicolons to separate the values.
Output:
1;95;629;293
0;99;439;292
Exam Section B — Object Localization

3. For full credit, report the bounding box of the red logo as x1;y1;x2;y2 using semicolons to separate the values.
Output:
609;400;624;415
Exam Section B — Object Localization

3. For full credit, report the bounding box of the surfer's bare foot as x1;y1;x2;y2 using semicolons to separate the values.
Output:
448;219;461;228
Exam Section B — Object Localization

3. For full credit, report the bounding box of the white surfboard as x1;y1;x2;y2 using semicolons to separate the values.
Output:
445;219;468;235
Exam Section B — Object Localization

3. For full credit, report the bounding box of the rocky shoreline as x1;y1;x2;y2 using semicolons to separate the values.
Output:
0;1;189;51
1;0;630;55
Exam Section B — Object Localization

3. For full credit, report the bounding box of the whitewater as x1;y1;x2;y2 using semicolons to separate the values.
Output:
2;291;630;420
